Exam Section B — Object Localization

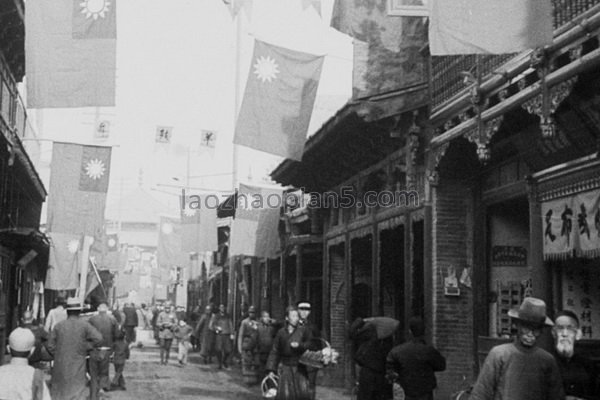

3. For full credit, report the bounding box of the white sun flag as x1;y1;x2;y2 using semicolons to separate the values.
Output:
253;56;279;83
80;0;111;20
67;239;80;254
26;0;117;108
85;159;106;180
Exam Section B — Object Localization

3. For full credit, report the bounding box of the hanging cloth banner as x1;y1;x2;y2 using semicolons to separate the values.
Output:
542;189;600;260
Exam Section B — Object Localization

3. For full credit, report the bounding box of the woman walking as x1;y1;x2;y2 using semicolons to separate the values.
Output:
266;306;312;400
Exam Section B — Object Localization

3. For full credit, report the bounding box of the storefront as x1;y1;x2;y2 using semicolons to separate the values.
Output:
426;3;600;397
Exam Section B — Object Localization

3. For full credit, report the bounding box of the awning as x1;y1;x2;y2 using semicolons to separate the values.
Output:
0;227;50;250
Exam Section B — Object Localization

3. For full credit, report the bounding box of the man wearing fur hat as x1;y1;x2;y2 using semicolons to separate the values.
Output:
0;327;51;399
470;297;565;400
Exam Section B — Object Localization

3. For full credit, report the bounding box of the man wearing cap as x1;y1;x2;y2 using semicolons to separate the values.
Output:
209;304;234;370
88;301;119;399
470;297;565;400
21;310;51;369
298;301;319;400
157;301;178;365
47;297;103;400
237;305;260;385
0;327;51;400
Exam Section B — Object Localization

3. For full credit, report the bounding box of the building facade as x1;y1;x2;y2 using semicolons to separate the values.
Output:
0;0;48;364
426;1;600;396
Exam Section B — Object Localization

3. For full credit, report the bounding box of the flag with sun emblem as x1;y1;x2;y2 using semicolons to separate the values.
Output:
47;142;112;237
229;184;283;259
25;0;117;108
46;232;89;290
234;40;324;161
79;145;111;192
180;194;218;253
157;215;187;268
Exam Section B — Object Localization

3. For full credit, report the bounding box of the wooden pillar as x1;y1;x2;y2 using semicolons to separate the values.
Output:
404;215;413;331
527;180;549;303
372;222;380;316
344;232;353;388
295;245;303;303
322;238;330;341
527;179;552;350
472;185;487;374
423;177;434;345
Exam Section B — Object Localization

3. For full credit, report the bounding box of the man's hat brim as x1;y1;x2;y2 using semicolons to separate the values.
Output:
507;309;554;327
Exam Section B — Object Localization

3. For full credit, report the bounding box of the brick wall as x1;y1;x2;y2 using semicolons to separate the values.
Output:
432;178;475;399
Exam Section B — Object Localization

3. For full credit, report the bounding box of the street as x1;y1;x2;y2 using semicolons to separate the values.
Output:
106;340;261;400
102;331;349;400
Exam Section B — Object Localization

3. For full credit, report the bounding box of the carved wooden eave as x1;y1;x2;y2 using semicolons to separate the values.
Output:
271;84;429;192
428;5;600;166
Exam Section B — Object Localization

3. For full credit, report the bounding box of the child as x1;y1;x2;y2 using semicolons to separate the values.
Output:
111;329;130;391
174;319;193;366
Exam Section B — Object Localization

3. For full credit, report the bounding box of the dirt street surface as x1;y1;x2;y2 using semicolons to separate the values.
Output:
101;332;350;400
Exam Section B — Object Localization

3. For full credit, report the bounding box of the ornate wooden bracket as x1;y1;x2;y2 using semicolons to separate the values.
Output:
522;77;577;138
522;45;580;139
464;116;503;163
427;142;449;186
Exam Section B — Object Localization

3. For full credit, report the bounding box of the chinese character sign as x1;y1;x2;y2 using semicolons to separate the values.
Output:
542;190;600;260
155;126;173;143
562;264;600;339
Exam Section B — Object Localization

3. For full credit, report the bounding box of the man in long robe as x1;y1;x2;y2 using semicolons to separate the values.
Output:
48;297;103;400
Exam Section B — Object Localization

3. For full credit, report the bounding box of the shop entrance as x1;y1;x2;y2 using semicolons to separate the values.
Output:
486;197;530;338
379;225;404;322
350;234;372;320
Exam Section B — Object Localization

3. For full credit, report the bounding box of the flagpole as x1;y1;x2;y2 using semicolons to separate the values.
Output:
229;0;243;318
78;236;93;304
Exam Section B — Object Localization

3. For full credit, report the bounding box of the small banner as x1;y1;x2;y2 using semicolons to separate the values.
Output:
542;190;600;260
156;126;173;143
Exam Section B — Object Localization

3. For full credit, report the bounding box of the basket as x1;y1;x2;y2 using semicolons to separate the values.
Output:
299;338;339;369
261;374;279;399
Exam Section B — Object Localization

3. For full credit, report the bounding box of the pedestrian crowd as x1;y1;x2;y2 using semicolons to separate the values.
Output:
0;296;137;400
1;295;598;400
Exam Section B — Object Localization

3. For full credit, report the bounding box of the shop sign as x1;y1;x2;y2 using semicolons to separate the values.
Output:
491;246;527;266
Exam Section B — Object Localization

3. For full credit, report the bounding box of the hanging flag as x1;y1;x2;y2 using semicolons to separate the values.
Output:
106;234;119;252
47;142;111;237
222;0;253;18
429;0;553;55
25;0;117;108
330;0;427;98
157;215;186;268
234;40;324;161
85;258;104;298
156;126;173;143
46;233;88;290
180;194;219;254
229;184;283;259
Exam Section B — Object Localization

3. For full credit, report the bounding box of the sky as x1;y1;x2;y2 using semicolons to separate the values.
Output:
25;0;353;218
